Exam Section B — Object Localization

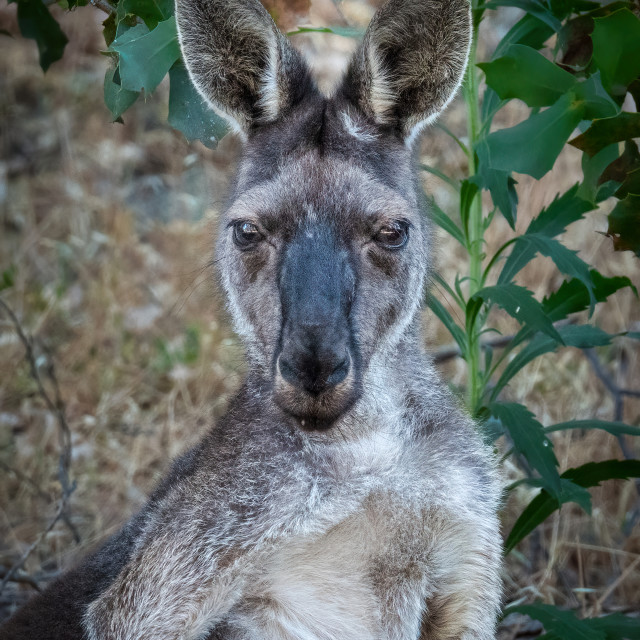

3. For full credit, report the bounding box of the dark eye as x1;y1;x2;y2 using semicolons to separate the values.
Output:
233;221;263;248
373;221;409;249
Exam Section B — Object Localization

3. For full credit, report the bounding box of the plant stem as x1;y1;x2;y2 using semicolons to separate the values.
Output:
463;7;485;415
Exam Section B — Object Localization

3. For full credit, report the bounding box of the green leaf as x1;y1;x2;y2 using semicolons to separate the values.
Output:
489;402;560;494
493;13;554;58
578;143;620;203
545;420;640;438
471;168;518;229
483;0;563;32
506;460;640;551
471;283;562;343
505;604;606;640
427;296;467;357
477;92;584;179
607;194;640;257
505;479;593;553
500;234;597;313
478;45;576;108
601;140;640;184
590;612;640;640
591;8;640;96
427;198;465;247
460;180;479;235
542;271;636;322
572;72;620;120
1;265;16;292
549;0;599;20
493;325;614;399
111;16;180;94
104;65;139;121
119;0;174;29
563;459;640;487
168;63;228;148
570;112;640;157
10;0;68;71
527;185;593;239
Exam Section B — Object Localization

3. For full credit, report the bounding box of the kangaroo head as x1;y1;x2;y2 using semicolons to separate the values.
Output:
176;0;471;430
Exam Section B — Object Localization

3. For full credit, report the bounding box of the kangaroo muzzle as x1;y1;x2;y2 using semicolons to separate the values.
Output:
274;223;360;428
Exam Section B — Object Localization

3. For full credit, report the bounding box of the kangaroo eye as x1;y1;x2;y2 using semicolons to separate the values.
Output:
233;221;263;248
374;221;409;249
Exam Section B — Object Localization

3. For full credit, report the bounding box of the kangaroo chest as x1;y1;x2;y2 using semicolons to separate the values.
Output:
226;436;431;640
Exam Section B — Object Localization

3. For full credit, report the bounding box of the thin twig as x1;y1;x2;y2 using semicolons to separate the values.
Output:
0;299;79;595
0;501;67;594
89;0;116;15
0;461;78;541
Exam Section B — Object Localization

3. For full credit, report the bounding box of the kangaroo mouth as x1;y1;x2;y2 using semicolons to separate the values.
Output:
272;356;361;430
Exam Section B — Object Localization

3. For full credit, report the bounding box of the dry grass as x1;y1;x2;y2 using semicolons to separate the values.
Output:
0;0;639;626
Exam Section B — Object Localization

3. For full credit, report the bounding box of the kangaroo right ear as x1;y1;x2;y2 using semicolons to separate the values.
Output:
339;0;471;145
175;0;315;136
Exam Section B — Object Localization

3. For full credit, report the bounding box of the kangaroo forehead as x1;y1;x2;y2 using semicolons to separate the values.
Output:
229;154;417;227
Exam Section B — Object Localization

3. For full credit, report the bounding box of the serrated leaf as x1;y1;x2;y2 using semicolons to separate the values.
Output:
542;271;636;322
168;63;228;148
493;325;614;399
478;44;576;108
471;168;518;229
499;234;596;313
427;296;467;357
477;92;584;179
591;8;640;96
10;0;68;71
471;284;562;343
528;185;594;237
489;402;561;494
506;460;640;552
607;194;640;256
111;16;180;94
104;65;139;121
570;112;640;157
505;479;592;553
545;420;640;437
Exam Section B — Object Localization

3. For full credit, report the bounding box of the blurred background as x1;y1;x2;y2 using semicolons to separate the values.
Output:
0;0;639;631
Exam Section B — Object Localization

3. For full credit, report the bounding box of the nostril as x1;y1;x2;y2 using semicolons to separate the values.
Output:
278;356;299;387
278;352;350;395
326;355;350;387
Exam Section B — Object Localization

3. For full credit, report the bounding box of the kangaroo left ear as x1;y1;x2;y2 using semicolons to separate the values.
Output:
338;0;471;145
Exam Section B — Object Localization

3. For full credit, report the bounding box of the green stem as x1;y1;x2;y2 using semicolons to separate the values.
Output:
463;9;485;416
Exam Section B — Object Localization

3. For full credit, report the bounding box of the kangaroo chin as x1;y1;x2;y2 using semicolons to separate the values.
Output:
0;2;502;639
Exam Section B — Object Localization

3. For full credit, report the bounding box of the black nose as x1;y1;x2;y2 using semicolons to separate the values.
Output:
279;350;350;395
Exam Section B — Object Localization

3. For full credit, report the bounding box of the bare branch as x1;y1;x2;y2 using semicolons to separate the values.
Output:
0;298;80;595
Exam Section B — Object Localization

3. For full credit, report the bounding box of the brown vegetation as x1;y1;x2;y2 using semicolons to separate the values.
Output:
0;0;638;629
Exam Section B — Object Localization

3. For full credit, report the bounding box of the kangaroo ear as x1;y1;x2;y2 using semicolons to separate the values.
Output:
175;0;315;136
339;0;471;144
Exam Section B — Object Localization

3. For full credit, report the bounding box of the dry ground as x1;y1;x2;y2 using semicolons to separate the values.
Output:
0;0;639;629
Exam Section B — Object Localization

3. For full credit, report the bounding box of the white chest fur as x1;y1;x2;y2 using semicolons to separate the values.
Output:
225;429;428;640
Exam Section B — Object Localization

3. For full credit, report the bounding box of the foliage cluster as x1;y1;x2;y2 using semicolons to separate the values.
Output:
4;0;640;636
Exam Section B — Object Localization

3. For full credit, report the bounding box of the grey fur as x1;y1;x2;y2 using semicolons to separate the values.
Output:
0;1;502;639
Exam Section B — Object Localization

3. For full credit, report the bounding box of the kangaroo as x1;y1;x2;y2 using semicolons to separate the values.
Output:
0;0;502;638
